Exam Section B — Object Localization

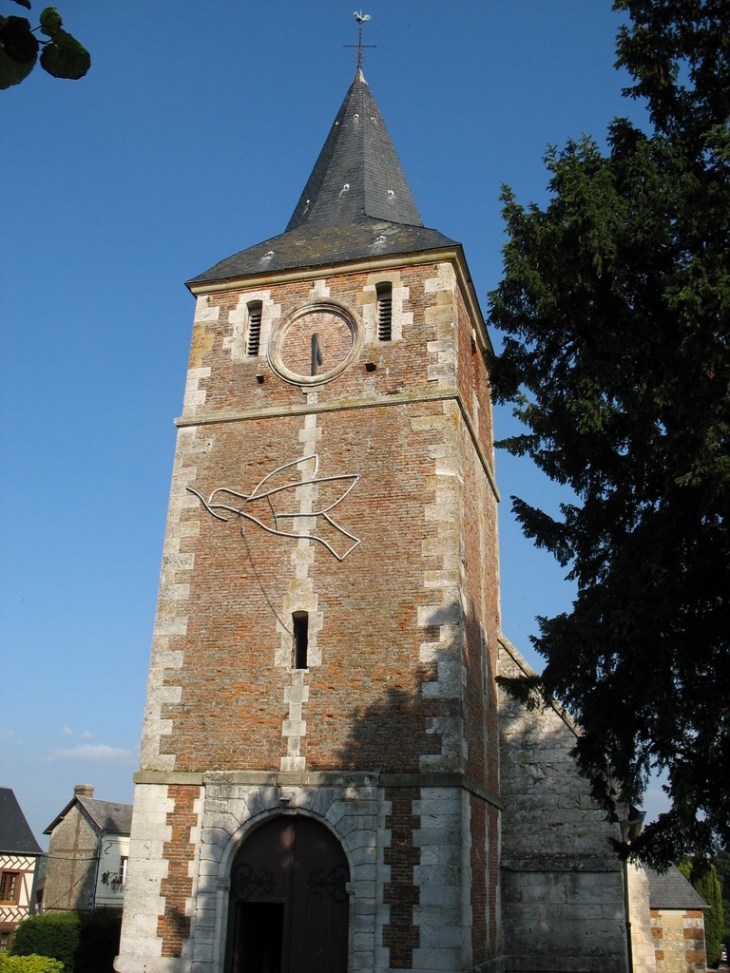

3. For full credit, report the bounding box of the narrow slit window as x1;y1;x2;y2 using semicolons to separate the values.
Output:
292;611;309;669
247;301;263;357
376;283;393;341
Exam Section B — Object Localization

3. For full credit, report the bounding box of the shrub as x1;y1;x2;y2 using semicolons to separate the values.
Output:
0;955;64;973
10;914;79;972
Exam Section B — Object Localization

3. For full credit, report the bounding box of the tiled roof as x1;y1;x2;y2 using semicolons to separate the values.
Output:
44;795;133;837
190;219;456;286
189;69;457;286
76;797;133;835
0;788;43;855
646;866;709;910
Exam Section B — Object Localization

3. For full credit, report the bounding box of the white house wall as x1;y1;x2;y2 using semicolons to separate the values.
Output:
95;835;131;910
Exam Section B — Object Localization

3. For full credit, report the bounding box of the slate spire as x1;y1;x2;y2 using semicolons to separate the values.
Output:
286;68;423;232
189;68;455;285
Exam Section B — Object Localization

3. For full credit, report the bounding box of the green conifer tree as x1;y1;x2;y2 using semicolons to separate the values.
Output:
680;862;725;968
490;0;730;866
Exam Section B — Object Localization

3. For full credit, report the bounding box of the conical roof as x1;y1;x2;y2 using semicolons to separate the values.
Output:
189;69;455;286
286;67;422;231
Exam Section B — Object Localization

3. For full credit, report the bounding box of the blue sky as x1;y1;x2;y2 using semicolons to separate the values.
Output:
1;1;665;845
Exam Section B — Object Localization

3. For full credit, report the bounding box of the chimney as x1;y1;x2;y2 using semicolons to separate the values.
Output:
74;784;94;798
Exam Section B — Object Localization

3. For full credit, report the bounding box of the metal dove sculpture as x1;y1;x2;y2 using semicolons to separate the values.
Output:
187;455;361;561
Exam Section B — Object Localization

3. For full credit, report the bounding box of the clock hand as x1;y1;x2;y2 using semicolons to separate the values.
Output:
311;332;323;376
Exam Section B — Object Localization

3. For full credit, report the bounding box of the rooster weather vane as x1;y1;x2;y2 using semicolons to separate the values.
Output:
346;11;375;70
187;455;361;562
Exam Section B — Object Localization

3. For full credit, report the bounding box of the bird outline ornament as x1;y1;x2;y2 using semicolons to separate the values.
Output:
187;455;361;561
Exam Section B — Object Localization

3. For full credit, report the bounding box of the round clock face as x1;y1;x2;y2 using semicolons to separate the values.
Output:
269;304;358;386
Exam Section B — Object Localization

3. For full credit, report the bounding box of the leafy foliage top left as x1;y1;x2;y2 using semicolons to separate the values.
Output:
0;0;90;89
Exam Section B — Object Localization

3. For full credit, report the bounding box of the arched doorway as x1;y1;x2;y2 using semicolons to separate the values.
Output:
225;816;350;973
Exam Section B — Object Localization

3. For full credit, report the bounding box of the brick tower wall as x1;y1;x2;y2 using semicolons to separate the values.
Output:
117;257;502;973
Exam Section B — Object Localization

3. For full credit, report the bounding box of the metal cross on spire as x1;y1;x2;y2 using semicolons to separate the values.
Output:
344;11;376;70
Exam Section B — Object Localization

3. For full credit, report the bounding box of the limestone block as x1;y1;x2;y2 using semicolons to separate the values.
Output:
417;916;464;949
414;864;461;888
415;882;462;907
411;945;462;971
351;875;377;900
349;843;377;866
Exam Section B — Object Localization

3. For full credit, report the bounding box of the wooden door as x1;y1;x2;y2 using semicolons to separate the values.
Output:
226;816;349;973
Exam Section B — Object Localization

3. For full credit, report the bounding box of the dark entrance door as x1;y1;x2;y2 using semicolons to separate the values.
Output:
226;816;350;973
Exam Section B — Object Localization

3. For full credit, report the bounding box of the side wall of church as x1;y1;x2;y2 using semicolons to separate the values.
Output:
498;637;627;973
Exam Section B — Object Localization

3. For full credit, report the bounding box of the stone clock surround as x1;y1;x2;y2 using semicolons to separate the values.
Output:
269;303;360;386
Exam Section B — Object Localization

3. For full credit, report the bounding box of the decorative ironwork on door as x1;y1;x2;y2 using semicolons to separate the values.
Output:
226;816;350;973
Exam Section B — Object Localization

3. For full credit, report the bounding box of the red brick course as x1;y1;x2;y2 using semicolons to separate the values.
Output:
383;787;421;969
157;785;199;957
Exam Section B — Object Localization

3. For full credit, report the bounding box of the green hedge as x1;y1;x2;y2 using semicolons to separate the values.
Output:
0;956;64;973
10;911;122;973
10;914;79;972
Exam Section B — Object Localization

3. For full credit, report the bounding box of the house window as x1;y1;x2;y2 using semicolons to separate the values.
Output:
0;931;10;952
292;612;309;669
247;301;263;357
376;283;392;341
0;872;18;903
120;857;128;888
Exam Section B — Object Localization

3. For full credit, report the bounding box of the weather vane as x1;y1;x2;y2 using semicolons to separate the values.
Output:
345;11;376;70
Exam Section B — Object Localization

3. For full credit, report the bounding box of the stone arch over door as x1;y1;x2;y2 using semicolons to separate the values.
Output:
225;815;350;973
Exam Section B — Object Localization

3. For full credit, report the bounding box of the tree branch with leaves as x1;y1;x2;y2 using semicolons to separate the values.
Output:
0;0;90;89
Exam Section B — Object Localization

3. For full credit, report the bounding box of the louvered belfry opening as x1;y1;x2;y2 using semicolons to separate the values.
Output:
376;283;392;340
247;301;263;356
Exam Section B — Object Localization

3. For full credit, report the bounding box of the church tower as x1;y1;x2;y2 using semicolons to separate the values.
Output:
117;64;501;973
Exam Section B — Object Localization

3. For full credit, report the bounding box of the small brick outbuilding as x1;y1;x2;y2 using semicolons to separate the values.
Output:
647;866;709;973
